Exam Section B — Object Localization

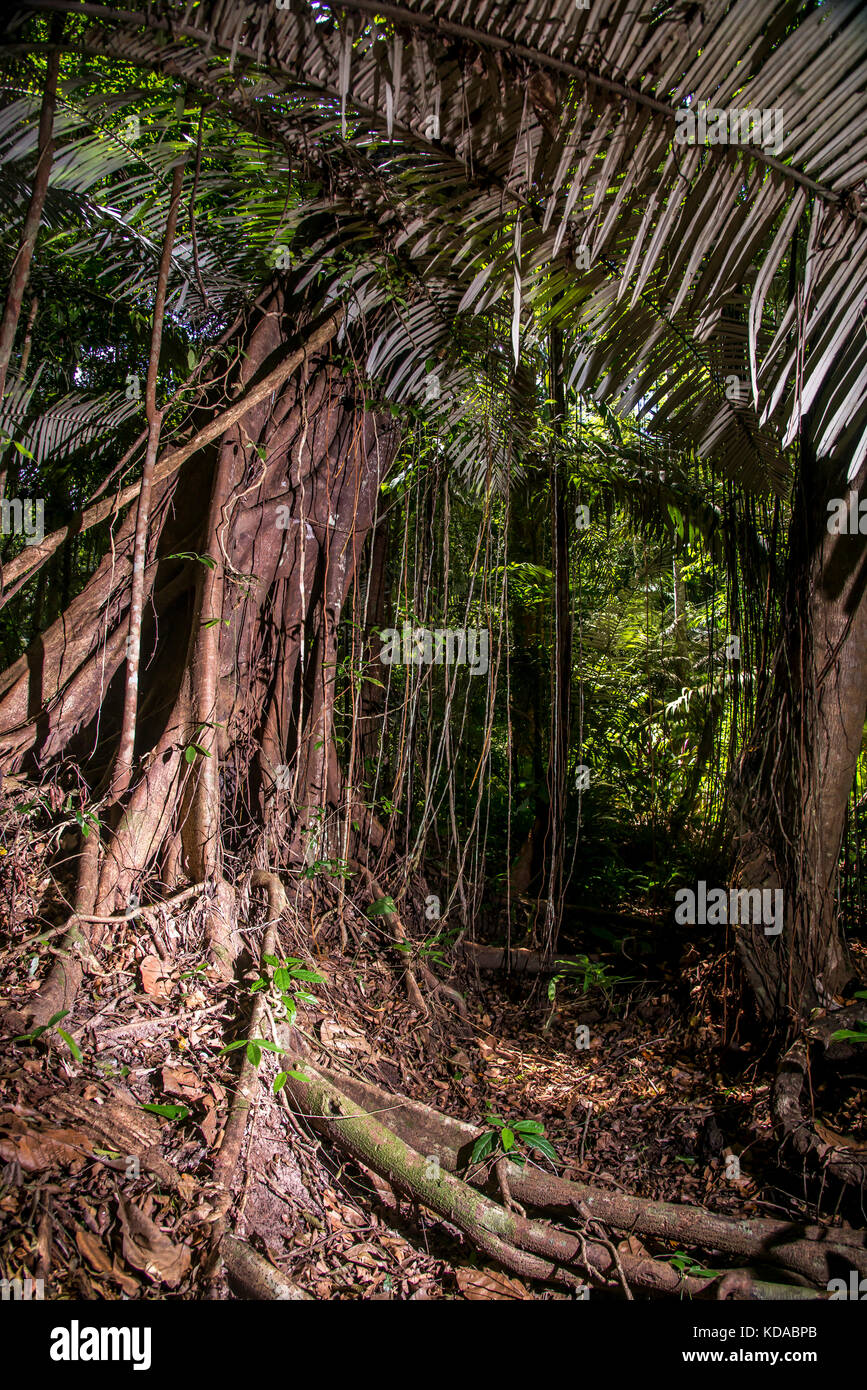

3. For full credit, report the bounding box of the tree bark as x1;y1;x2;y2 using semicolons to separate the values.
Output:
732;426;867;1027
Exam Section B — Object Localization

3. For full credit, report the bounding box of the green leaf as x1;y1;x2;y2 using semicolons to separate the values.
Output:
830;1027;867;1043
140;1103;189;1120
246;1041;262;1066
511;1120;545;1136
469;1130;496;1165
167;551;216;569
56;1028;83;1062
367;896;396;915
286;1068;311;1082
501;1126;515;1152
290;968;326;983
219;1040;248;1053
273;1071;288;1093
12;1009;69;1043
524;1136;559;1164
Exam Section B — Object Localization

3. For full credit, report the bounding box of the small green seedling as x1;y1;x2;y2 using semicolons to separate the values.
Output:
13;1009;82;1061
469;1113;559;1169
219;1037;285;1067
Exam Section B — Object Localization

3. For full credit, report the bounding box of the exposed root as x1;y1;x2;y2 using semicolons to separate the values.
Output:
773;1007;867;1188
310;1063;866;1288
219;1234;312;1301
278;1058;825;1298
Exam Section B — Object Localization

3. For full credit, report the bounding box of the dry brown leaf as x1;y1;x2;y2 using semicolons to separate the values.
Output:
140;955;173;999
455;1266;530;1299
319;1019;370;1056
75;1226;113;1276
814;1119;867;1152
343;1242;383;1270
176;1173;197;1202
117;1195;190;1288
0;1118;92;1171
199;1096;218;1147
160;1065;205;1101
111;1259;140;1296
617;1234;650;1259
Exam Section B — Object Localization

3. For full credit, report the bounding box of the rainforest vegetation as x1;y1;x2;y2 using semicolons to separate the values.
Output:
0;0;865;1327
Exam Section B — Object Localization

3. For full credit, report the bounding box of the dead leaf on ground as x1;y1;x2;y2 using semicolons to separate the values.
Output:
75;1226;113;1276
199;1096;218;1147
814;1119;867;1152
140;955;173;999
0;1118;92;1171
111;1260;140;1296
319;1019;371;1056
617;1234;650;1259
160;1065;205;1101
117;1195;190;1288
455;1266;531;1299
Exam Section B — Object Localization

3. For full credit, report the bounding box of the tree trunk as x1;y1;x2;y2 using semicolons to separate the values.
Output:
732;425;866;1027
0;286;399;927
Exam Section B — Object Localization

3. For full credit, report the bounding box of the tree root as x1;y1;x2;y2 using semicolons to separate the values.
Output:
26;826;100;1029
462;943;601;975
362;871;430;1017
206;871;286;1274
219;1234;312;1300
773;1007;867;1188
308;1063;865;1289
279;1059;824;1298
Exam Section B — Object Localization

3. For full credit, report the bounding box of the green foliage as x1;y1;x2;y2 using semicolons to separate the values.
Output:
469;1114;559;1169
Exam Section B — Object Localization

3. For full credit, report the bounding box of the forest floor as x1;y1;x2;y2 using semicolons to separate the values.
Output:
1;817;865;1300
